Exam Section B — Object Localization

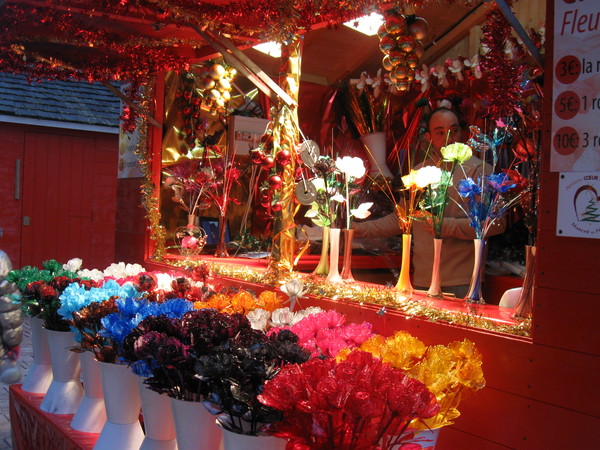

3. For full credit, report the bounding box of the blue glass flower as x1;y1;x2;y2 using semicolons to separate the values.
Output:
487;173;516;193
457;177;482;198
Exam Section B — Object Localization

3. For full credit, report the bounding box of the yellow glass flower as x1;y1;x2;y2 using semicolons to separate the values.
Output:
441;142;473;164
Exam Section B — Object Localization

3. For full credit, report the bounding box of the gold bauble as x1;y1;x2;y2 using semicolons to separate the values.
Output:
217;78;231;92
209;63;226;80
392;65;409;80
382;55;394;71
202;76;216;90
207;89;221;100
395;80;410;91
221;91;231;101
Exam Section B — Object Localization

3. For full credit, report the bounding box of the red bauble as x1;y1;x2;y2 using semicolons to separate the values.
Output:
398;35;415;53
385;14;407;35
276;149;292;166
408;17;429;41
249;148;265;164
268;174;283;190
405;51;419;69
413;40;425;58
379;35;396;54
382;55;394;71
391;65;408;81
271;201;283;212
388;47;405;66
261;156;275;169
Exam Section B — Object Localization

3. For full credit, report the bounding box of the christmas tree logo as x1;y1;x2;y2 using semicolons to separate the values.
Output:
574;185;600;223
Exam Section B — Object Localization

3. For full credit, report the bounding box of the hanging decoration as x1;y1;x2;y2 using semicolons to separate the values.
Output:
378;8;428;92
479;0;526;118
265;37;302;276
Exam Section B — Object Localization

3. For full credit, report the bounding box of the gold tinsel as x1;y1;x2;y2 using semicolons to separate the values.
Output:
136;80;167;260
167;258;532;338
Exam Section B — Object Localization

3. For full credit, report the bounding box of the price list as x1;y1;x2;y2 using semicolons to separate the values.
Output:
551;0;600;172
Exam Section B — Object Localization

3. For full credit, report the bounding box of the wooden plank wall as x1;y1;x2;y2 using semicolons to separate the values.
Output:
0;122;117;269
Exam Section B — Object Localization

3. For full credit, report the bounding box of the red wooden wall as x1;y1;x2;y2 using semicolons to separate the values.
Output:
0;122;118;269
115;176;146;265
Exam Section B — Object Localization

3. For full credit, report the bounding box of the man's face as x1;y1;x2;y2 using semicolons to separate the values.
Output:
425;110;462;151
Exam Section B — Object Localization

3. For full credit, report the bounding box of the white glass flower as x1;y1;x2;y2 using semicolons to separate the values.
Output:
335;156;366;179
280;279;308;311
76;268;104;282
246;309;270;331
63;258;83;272
351;202;373;219
415;166;443;187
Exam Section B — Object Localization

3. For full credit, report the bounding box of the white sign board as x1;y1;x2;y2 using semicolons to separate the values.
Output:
551;0;600;172
118;126;143;178
556;171;600;238
228;116;270;156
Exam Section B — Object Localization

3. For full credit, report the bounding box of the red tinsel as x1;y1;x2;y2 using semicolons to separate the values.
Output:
479;0;525;119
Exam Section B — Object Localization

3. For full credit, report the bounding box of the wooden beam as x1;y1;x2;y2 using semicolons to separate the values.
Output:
101;81;161;129
421;2;490;66
494;0;545;70
189;25;297;108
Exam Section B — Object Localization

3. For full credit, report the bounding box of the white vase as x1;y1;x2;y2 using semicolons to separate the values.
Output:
325;228;342;283
220;426;286;450
70;351;107;433
427;238;444;298
39;329;84;414
171;397;222;450
20;317;53;394
138;377;177;450
360;132;393;178
94;362;144;450
392;427;441;449
464;238;487;303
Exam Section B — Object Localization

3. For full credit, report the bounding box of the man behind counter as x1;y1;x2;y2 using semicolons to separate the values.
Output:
354;107;505;298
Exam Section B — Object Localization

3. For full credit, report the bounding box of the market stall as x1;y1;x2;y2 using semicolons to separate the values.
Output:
1;0;599;448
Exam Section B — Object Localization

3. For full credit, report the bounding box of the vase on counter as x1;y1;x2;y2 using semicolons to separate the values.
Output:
325;228;342;284
464;238;487;304
395;234;413;294
360;132;393;178
427;238;443;298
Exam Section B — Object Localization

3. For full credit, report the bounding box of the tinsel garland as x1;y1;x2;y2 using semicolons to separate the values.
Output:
136;80;167;260
0;1;456;85
479;0;524;118
168;258;532;338
268;38;302;276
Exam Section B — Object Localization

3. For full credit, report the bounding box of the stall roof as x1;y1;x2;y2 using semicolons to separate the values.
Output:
0;73;120;127
0;0;485;86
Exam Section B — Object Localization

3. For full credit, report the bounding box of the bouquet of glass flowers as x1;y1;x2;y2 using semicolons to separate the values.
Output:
163;149;242;220
305;155;372;230
339;330;486;431
258;350;440;449
7;259;80;318
122;308;310;435
269;309;374;359
419;143;473;239
455;126;525;239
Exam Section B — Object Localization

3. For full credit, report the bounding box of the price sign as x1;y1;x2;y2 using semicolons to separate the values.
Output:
551;0;600;172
